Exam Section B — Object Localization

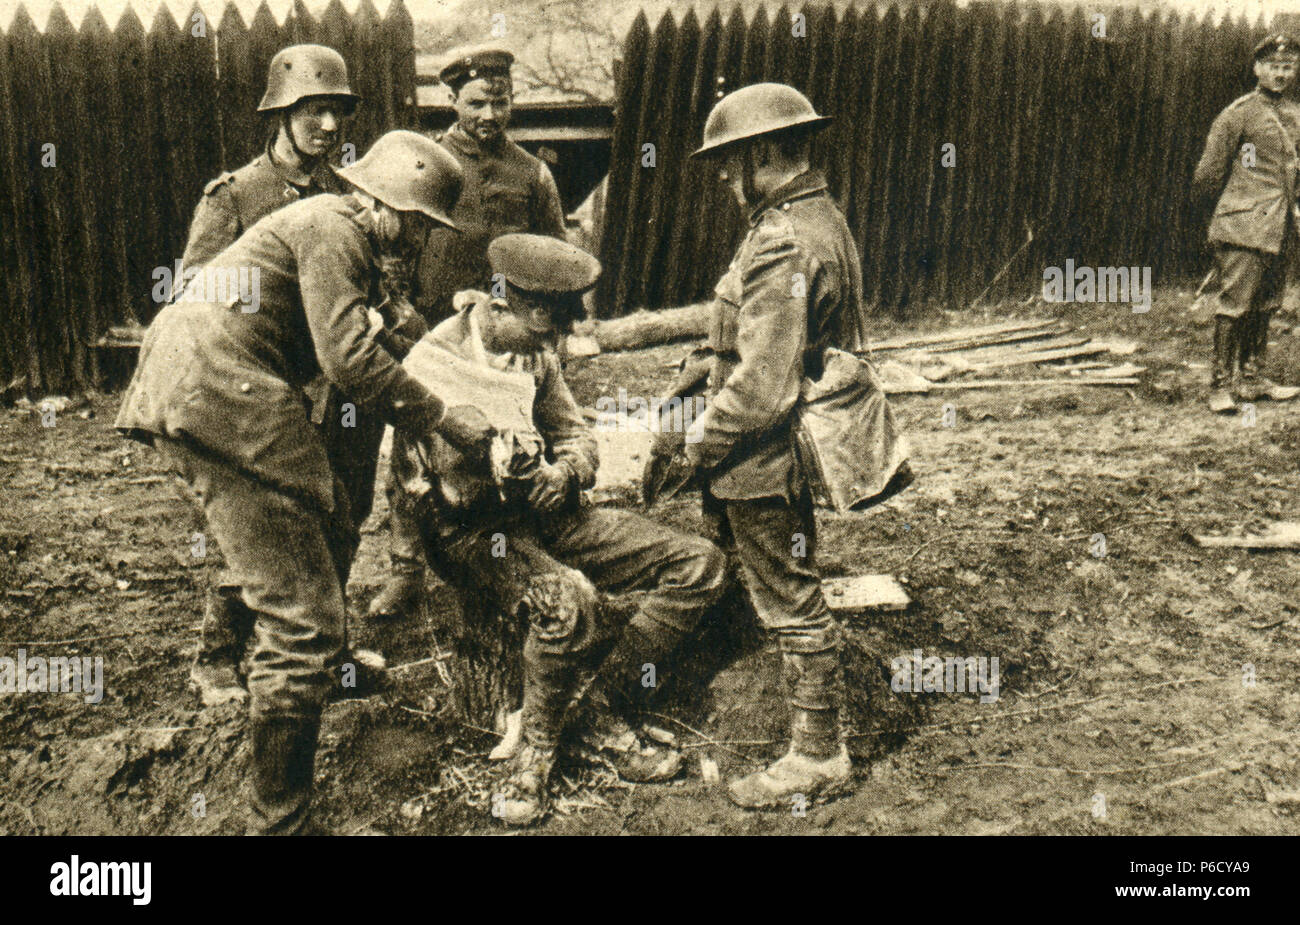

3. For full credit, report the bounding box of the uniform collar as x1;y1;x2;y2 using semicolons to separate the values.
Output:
264;137;330;188
444;122;510;159
748;169;829;226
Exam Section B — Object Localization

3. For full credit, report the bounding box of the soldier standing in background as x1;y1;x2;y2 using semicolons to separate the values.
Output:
683;84;869;809
180;44;367;708
117;132;493;834
1193;33;1300;413
182;44;358;269
368;45;568;620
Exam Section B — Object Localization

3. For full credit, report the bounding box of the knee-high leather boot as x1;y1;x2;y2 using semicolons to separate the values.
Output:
1208;315;1238;413
249;715;322;835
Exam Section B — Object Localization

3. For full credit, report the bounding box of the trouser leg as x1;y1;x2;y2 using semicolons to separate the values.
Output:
368;433;428;618
198;582;254;666
540;507;727;712
722;490;839;656
721;490;851;807
157;439;348;833
1212;247;1266;381
722;491;843;748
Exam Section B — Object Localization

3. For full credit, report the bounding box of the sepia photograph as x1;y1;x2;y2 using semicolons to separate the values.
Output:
0;0;1289;896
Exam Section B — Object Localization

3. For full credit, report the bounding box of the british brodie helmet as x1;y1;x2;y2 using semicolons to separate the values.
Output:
692;83;832;158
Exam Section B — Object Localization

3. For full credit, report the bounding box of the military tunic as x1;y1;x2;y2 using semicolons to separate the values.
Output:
117;194;450;721
686;170;866;655
1194;89;1300;321
182;143;343;271
413;124;566;318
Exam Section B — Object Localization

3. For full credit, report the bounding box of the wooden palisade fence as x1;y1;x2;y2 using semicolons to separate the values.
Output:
597;1;1270;319
0;0;415;393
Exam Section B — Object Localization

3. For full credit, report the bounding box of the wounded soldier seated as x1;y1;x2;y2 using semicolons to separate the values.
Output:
392;234;726;826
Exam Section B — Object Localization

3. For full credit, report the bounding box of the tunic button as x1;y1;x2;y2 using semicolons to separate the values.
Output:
239;382;251;393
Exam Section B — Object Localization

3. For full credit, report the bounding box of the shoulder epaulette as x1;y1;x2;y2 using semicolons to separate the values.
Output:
1226;91;1258;112
203;172;236;196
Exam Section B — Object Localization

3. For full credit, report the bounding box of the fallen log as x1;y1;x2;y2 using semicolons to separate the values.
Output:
576;303;711;352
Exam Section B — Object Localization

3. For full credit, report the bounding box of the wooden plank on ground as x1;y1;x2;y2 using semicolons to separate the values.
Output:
1191;522;1300;550
966;343;1106;370
927;377;1140;391
923;325;1071;354
869;318;1055;352
822;574;911;612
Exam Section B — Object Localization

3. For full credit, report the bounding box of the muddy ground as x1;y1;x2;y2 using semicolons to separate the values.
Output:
3;290;1300;835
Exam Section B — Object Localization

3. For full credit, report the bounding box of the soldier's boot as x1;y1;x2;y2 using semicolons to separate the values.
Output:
249;715;322;835
494;742;555;827
189;586;252;708
576;621;684;783
496;645;574;826
728;650;851;810
1238;311;1299;401
1208;316;1238;414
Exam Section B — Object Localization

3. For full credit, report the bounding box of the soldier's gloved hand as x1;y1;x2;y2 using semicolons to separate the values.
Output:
527;460;576;514
436;405;496;464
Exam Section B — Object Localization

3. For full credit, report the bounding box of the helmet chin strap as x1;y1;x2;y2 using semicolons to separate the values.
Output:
279;110;318;168
741;145;762;210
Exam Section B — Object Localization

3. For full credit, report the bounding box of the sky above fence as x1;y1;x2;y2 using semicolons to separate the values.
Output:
4;0;1300;33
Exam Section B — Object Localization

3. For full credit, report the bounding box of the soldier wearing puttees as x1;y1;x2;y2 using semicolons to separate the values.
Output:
117;131;493;834
180;44;371;711
371;44;567;620
1193;33;1300;413
682;83;867;809
396;234;726;826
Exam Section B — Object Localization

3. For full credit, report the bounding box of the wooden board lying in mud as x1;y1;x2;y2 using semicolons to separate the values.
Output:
822;574;911;613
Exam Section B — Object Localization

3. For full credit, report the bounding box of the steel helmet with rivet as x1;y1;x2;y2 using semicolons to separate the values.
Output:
337;131;464;228
692;82;832;158
258;44;361;112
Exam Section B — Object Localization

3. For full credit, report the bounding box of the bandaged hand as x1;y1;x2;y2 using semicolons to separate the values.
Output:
527;460;576;514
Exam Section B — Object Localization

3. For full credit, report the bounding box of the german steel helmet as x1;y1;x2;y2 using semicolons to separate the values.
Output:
337;131;463;228
258;44;360;112
692;83;831;158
